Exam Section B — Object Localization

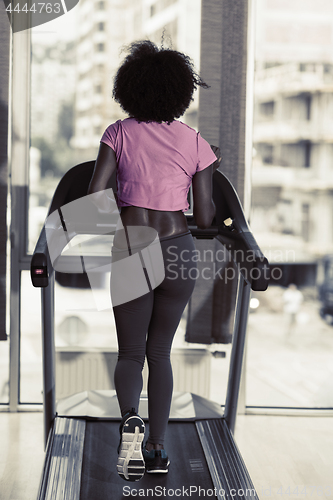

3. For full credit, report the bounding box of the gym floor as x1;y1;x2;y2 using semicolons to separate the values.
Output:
0;411;332;500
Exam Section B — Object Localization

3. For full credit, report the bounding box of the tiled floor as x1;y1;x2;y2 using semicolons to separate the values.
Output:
0;411;44;500
1;411;332;500
235;414;333;500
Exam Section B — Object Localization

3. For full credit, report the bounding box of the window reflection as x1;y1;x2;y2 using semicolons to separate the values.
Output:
29;0;201;253
248;0;333;407
0;342;9;404
27;0;333;408
28;0;205;404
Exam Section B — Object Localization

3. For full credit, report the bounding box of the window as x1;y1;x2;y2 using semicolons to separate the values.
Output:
150;0;177;17
305;94;311;121
257;143;274;164
260;100;275;117
301;203;310;242
304;140;311;168
250;2;333;409
15;0;333;413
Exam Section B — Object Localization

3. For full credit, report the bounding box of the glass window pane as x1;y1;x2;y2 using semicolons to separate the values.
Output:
247;291;333;407
20;271;43;403
54;266;116;400
248;0;333;408
29;10;80;254
0;341;9;404
29;2;201;253
28;1;209;406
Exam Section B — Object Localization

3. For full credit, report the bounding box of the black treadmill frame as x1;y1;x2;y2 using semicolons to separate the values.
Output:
31;162;269;499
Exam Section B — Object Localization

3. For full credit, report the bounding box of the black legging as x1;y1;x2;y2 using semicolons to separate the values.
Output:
112;231;196;445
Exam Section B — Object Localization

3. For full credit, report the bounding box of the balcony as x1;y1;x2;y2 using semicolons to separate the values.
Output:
255;63;333;100
251;164;333;192
253;120;333;143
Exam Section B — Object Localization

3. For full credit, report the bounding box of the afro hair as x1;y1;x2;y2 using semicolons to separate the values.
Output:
112;40;209;123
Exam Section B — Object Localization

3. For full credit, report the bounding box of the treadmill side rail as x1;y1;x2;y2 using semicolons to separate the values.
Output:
224;275;252;434
196;418;259;500
37;417;86;500
31;160;268;499
41;273;56;448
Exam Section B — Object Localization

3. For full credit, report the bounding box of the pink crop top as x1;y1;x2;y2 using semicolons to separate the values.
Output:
100;117;217;212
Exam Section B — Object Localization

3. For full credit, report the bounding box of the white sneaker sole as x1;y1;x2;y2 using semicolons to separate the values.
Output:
117;416;145;481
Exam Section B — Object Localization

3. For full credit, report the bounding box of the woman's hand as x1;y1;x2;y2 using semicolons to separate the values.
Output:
210;145;222;172
89;190;118;214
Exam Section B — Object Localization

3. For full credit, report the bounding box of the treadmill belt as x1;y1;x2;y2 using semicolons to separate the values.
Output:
80;421;216;499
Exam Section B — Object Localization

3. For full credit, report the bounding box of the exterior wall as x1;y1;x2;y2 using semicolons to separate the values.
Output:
73;0;129;156
255;0;333;64
72;0;202;156
252;63;333;262
198;0;251;202
0;2;10;340
252;0;333;269
142;0;202;128
31;43;76;144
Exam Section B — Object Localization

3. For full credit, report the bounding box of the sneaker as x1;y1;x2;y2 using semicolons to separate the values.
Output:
143;447;170;474
117;408;145;481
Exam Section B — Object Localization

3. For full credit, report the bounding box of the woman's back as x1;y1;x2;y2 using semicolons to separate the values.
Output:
101;117;216;213
86;39;221;480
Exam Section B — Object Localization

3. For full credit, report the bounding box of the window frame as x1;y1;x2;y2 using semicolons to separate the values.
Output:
7;1;333;417
9;27;36;411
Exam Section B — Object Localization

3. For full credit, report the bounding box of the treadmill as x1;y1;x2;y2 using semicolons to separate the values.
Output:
31;161;270;500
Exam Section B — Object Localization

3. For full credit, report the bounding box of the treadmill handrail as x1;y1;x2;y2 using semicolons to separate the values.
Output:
30;159;270;452
213;170;269;291
31;162;269;292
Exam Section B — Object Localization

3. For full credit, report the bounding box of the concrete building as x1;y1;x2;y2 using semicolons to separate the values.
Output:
72;0;130;158
251;0;333;281
255;0;333;65
252;63;333;264
141;0;202;129
31;41;76;144
72;0;202;159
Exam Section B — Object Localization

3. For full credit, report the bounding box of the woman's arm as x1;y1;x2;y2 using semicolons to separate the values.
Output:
88;142;117;194
192;145;221;229
87;142;118;212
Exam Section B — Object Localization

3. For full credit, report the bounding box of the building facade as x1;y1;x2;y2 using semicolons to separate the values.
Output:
252;63;333;263
251;0;333;282
72;0;202;159
31;41;76;145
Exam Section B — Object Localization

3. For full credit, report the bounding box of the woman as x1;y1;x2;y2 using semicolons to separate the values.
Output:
88;40;221;481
